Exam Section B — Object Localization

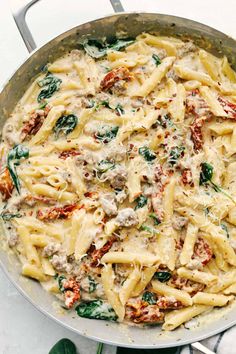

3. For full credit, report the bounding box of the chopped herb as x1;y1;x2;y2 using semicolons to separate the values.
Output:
134;195;148;210
95;126;119;143
75;299;117;321
153;271;172;283
53;114;78;138
199;163;236;204
82;38;134;59
37;73;62;102
139;146;156;162
7;144;29;194
88;276;97;293
49;338;76;354
97;160;115;173
115;103;125;116
54;273;59;280
149;213;161;225
142;291;157;305
152;54;161;66
168;146;185;165
58;275;66;292
221;223;230;238
0;212;21;221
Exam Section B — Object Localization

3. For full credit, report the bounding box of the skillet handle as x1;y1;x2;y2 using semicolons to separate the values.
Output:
11;0;124;53
110;0;124;12
11;0;39;53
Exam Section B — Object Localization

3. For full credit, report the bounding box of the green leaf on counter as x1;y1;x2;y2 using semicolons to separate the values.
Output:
48;338;76;354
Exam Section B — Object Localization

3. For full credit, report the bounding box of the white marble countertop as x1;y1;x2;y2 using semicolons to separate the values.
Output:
0;0;236;353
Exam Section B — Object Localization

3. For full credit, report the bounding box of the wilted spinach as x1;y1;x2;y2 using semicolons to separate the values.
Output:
152;54;161;66
138;146;156;162
82;38;134;59
95;126;119;143
149;213;161;225
221;223;230;238
7;144;29;194
153;271;172;283
0;212;21;221
88;276;97;293
54;114;78;138
75;300;117;321
199;162;236;204
37;74;62;103
58;275;66;292
168;146;185;165
134;195;148;210
115;103;125;116
142;291;157;305
199;162;213;185
97;160;115;173
49;338;76;354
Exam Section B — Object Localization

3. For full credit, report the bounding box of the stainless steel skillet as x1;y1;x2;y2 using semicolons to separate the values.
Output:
0;0;236;350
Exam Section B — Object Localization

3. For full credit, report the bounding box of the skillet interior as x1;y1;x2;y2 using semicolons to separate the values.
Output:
1;12;236;348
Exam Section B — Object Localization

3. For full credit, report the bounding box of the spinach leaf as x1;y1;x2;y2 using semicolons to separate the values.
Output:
115;104;125;116
134;195;148;210
149;213;161;225
95;100;112;110
82;38;134;59
97;160;115;173
54;114;78;138
0;212;21;221
199;162;236;204
37;74;62;103
75;300;118;321
88;276;97;293
49;338;76;354
142;291;157;305
58;275;66;292
7;144;29;194
139;146;156;162
109;39;134;51
153;271;172;283
152;54;161;66
95;126;119;143
221;223;230;238
97;343;104;354
168;146;185;165
199;163;213;185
